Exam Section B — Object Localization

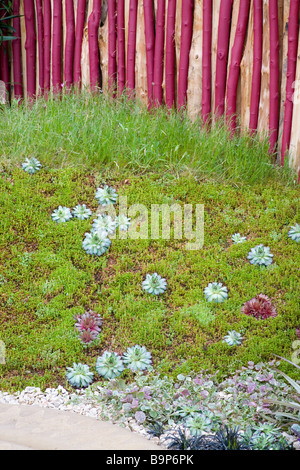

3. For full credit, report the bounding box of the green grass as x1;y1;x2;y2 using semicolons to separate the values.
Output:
0;163;299;392
0;89;296;185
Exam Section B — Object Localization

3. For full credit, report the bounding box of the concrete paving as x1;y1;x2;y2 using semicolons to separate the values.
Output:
0;403;162;450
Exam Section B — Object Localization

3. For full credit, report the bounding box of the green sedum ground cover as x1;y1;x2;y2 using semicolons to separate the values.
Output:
0;162;299;392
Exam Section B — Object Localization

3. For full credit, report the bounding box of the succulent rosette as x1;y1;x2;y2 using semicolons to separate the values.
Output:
247;244;273;266
231;233;247;244
241;294;277;320
122;345;152;372
223;330;243;346
21;157;42;174
142;273;167;296
204;282;228;303
288;223;300;243
95;351;124;380
51;206;72;223
74;311;102;344
95;185;118;206
92;214;117;236
82;231;111;256
116;214;131;231
66;363;94;388
72;204;92;220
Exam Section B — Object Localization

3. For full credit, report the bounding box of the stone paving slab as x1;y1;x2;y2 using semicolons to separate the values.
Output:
0;403;162;450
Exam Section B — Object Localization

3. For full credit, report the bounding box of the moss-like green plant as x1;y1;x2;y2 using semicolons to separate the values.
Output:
66;363;94;388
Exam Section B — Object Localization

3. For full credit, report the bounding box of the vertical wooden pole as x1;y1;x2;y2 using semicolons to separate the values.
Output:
153;0;166;106
143;0;155;108
24;0;36;98
12;0;23;100
269;0;280;155
177;0;194;110
117;0;126;95
52;0;63;93
64;0;75;89
202;0;212;123
108;0;117;95
165;0;176;108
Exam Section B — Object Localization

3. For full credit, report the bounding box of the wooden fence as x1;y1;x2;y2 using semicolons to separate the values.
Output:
1;0;300;177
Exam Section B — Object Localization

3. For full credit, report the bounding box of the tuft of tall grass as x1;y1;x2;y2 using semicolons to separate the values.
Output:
0;89;296;185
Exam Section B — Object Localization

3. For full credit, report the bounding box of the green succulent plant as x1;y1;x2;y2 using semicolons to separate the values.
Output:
116;213;131;231
66;363;94;388
247;244;273;266
72;204;92;220
92;214;117;236
21;157;42;174
82;231;111;256
204;282;228;303
51;206;72;223
231;233;247;244
95;185;118;206
95;351;124;380
123;345;152;372
223;330;243;346
142;273;167;296
288;223;300;243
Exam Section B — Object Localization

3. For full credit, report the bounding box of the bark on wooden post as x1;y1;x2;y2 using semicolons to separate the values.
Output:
214;0;233;117
43;0;51;94
64;0;75;89
12;0;23;100
165;0;176;108
74;0;86;87
108;0;117;95
117;0;126;95
24;0;36;98
269;0;280;155
249;0;263;133
202;0;212;123
127;0;138;94
88;0;101;90
35;0;44;94
226;0;250;132
143;0;155;108
177;0;194;110
52;0;62;93
153;0;166;107
281;0;300;165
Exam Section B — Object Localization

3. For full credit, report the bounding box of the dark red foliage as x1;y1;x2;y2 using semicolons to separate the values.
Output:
241;294;277;320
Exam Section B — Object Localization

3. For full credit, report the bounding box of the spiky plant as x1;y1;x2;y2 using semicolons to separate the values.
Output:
223;330;243;346
147;422;165;438
95;351;124;380
21;157;42;174
163;428;197;450
288;223;300;243
51;206;72;223
92;214;117;236
74;311;102;344
66;363;94;388
116;214;131;231
260;356;300;431
95;185;118;206
142;273;167;296
204;282;228;303
185;414;212;436
247;244;273;266
72;204;92;220
231;233;247;244
241;294;277;320
122;345;152;372
82;231;111;256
